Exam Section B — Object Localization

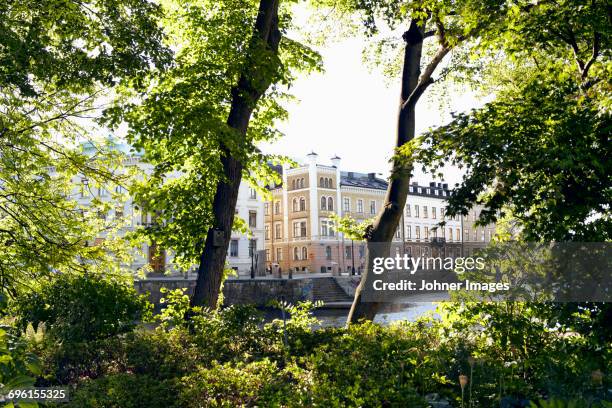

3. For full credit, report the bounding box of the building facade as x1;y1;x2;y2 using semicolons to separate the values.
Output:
72;139;264;277
264;153;497;275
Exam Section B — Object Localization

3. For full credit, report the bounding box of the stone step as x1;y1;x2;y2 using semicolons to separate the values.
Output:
312;277;352;303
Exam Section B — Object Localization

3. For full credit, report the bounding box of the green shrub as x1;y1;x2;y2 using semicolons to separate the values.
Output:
178;359;298;408
11;274;152;343
63;373;178;408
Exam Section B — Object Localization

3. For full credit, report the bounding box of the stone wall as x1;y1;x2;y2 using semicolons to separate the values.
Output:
135;278;315;308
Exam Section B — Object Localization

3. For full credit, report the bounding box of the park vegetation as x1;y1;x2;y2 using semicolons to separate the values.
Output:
0;0;610;406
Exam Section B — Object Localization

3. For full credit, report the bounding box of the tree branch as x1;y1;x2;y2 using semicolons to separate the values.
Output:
582;31;601;80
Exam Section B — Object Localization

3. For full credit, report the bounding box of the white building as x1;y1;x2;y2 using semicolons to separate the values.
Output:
69;138;264;277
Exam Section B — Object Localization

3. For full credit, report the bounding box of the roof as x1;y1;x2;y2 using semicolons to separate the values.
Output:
340;171;388;190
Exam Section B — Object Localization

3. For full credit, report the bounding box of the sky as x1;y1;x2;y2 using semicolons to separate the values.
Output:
259;35;486;187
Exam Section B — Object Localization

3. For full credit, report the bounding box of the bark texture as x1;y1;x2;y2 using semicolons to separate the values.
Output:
347;20;449;324
191;0;281;309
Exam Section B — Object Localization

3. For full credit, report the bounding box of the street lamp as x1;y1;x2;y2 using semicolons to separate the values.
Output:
249;239;256;279
351;239;355;275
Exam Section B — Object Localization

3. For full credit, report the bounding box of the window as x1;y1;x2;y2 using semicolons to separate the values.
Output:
274;201;280;214
432;228;437;238
299;197;306;211
343;197;350;212
425;226;429;239
405;205;411;217
80;178;87;198
359;245;365;258
357;199;363;213
432;207;436;219
292;180;296;190
423;206;428;218
148;242;166;272
327;197;333;211
264;203;269;215
265;225;270;240
395;228;401;238
440;208;445;219
415;205;420;218
249;188;257;199
302;247;308;260
325;246;332;260
321;220;329;237
249;239;257;257
406;225;411;239
464;229;469;241
370;200;376;214
292;198;298;212
320;196;327;210
345;246;352;259
448;228;453;241
481;230;485;241
293;221;306;237
275;223;281;239
248;211;257;228
328;178;333;188
324;178;329;188
115;206;124;219
488;230;493;241
230;240;238;257
276;247;282;261
293;247;299;260
415;226;421;240
320;177;324;187
98;187;107;197
265;249;270;261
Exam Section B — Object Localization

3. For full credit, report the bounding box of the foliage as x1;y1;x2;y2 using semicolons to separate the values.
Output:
104;0;323;269
0;324;41;398
0;0;170;296
61;373;178;408
10;274;152;343
405;0;611;241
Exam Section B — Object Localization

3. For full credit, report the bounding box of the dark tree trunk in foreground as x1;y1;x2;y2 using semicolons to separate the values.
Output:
191;0;281;309
347;20;450;324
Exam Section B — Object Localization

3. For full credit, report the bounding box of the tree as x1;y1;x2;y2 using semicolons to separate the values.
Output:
117;0;321;308
329;0;506;323
0;0;169;296
408;0;611;242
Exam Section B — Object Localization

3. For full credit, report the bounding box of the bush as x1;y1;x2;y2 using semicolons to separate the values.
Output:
11;274;152;343
62;373;178;408
178;359;298;408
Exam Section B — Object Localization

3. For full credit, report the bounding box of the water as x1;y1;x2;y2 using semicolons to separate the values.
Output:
264;302;439;328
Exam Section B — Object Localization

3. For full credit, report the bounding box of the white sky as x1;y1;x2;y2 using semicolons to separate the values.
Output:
260;36;486;187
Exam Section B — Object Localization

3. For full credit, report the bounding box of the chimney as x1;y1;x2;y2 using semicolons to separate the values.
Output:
306;151;318;166
412;181;418;186
331;155;341;168
429;182;436;187
442;183;448;190
368;172;376;180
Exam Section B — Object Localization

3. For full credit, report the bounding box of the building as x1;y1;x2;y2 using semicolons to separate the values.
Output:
264;153;497;275
71;138;264;277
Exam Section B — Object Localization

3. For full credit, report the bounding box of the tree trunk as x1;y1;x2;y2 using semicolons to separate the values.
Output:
347;20;427;324
191;0;281;309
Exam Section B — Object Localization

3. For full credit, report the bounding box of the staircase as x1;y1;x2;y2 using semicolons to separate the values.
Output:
312;277;353;304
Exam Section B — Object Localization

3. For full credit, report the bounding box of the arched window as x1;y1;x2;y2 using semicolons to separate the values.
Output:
302;247;308;260
328;178;333;188
292;198;298;212
327;197;334;211
325;246;332;260
274;202;280;214
320;196;327;210
299;197;306;211
320;177;324;187
293;247;299;260
324;178;329;188
292;179;296;190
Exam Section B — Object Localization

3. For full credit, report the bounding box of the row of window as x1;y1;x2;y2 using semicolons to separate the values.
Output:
264;245;367;262
228;239;258;257
409;186;451;197
79;180;127;198
291;178;306;190
405;204;459;220
342;197;377;214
